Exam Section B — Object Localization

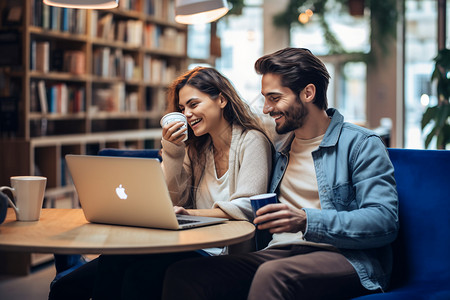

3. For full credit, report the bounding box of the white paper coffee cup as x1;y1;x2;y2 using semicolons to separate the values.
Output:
160;112;188;141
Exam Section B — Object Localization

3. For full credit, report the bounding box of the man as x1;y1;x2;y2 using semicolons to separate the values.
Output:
161;47;399;300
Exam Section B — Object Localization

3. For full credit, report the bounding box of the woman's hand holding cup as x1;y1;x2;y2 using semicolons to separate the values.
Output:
160;112;188;145
162;121;188;145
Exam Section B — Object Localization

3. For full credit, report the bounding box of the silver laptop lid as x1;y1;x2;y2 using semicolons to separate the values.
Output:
66;155;182;229
65;155;226;230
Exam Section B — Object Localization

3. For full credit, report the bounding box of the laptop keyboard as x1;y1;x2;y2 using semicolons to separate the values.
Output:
177;218;200;225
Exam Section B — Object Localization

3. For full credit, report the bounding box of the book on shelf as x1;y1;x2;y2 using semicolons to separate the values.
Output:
50;6;61;31
119;0;143;11
50;84;86;114
116;20;127;43
37;80;48;114
143;55;151;83
146;58;176;85
90;10;98;37
112;83;126;112
166;0;175;22
42;4;50;29
61;8;69;32
30;81;40;112
63;50;86;75
30;40;36;70
30;0;39;27
126;92;138;113
143;23;162;49
31;0;86;34
71;87;85;113
110;48;123;79
92;83;128;113
123;55;136;80
35;41;50;73
161;27;186;53
36;81;85;114
75;9;87;35
147;88;166;115
55;83;68;114
126;19;143;46
47;84;57;113
145;0;164;17
93;47;139;80
97;13;114;40
93;47;111;77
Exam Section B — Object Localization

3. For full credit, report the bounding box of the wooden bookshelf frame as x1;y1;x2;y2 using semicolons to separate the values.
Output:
0;0;187;274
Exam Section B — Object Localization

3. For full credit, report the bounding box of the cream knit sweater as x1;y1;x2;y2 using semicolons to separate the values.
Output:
161;124;272;221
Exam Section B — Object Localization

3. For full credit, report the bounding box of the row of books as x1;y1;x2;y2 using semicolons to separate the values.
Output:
92;47;139;80
29;81;168;116
143;56;178;85
92;84;138;113
31;40;86;74
93;13;143;46
144;24;186;53
119;0;169;19
91;12;185;53
30;0;86;34
31;81;85;114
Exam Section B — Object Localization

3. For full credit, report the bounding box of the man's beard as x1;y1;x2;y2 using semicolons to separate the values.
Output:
273;99;308;134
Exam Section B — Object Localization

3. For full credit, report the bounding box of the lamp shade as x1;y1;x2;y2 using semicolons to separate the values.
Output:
43;0;118;9
175;0;229;24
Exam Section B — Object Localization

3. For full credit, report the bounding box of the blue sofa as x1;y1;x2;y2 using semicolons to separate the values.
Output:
98;148;162;161
58;148;450;298
354;148;450;299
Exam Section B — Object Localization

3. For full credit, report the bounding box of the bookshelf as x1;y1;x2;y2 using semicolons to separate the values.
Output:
0;0;187;274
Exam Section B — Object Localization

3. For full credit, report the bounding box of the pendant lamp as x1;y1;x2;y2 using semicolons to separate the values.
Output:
175;0;229;24
43;0;118;9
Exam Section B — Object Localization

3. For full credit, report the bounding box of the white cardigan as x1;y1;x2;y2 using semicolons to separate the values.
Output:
161;125;272;221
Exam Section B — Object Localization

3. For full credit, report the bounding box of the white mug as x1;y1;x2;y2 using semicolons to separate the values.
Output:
0;176;47;221
160;112;188;142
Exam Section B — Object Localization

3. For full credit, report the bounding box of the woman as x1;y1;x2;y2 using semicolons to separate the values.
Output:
49;67;273;300
161;66;272;225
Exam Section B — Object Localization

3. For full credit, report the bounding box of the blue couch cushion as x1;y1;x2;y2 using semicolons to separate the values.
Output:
98;148;162;161
354;149;450;299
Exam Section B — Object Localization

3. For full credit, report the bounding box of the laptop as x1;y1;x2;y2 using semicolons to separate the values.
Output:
65;154;227;230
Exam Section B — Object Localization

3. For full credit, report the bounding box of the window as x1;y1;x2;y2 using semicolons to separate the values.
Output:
290;2;370;124
215;0;263;103
404;0;440;149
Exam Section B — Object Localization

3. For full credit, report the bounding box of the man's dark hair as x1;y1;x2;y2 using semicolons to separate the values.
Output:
254;47;330;110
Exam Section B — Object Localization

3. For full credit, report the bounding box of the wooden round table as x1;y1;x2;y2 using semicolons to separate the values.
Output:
0;208;255;255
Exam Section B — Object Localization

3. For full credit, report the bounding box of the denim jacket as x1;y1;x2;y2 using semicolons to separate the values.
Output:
270;108;399;291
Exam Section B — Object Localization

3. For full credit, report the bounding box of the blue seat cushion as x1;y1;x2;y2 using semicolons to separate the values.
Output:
98;148;162;161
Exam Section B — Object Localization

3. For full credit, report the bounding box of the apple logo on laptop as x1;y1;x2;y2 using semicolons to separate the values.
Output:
115;184;128;199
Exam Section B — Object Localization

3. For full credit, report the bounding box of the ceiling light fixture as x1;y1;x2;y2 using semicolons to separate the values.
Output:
43;0;118;9
175;0;229;25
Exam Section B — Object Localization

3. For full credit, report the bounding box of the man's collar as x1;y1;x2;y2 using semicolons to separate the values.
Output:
320;108;343;148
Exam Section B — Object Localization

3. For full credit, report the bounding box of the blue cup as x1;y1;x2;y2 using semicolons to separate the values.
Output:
250;193;278;250
250;193;278;219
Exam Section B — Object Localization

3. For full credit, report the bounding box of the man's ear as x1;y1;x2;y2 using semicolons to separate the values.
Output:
302;84;316;103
